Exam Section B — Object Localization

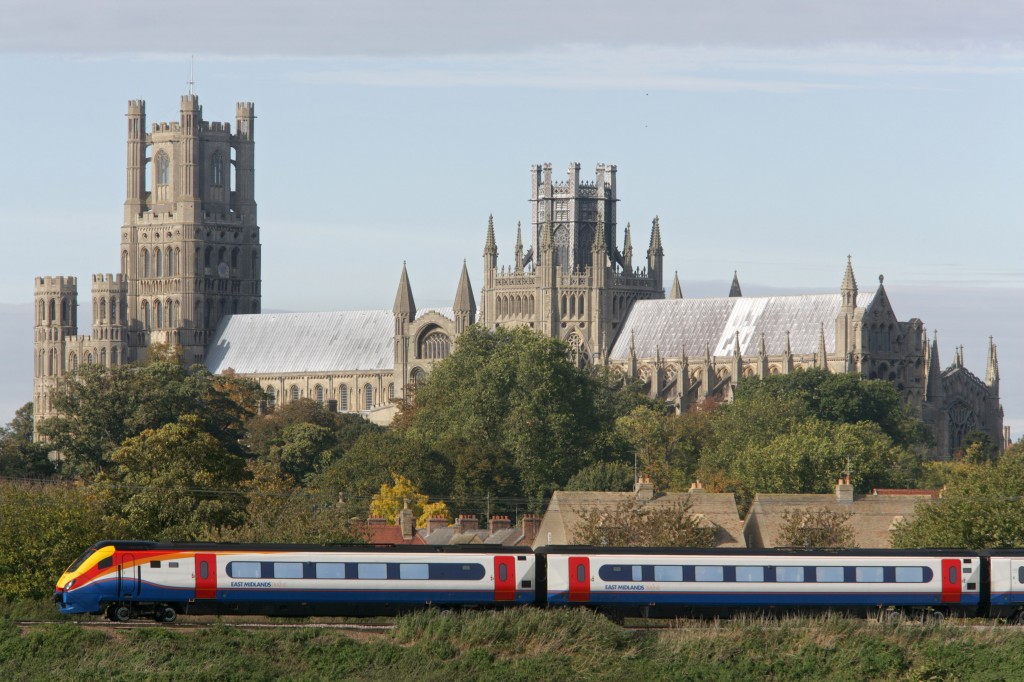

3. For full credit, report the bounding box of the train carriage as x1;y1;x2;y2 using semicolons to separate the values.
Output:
540;547;983;620
55;541;537;621
986;550;1024;621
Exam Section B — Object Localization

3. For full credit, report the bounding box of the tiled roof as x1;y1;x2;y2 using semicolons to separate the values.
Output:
609;293;875;361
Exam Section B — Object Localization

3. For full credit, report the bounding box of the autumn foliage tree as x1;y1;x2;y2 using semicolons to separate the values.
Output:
573;498;716;548
777;507;857;548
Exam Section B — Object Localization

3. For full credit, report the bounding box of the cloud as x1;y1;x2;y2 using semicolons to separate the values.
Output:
5;1;1024;57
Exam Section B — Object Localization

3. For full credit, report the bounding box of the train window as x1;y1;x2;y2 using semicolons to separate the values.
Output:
776;566;804;583
400;564;429;580
315;563;346;580
228;561;261;579
632;566;642;582
695;566;724;582
498;563;509;582
357;563;387;580
429;563;486;580
576;564;585;583
736;566;764;582
273;562;303;579
98;557;113;570
856;567;884;583
654;565;684;582
150;561;161;568
200;562;209;580
895;567;925;583
66;549;95;573
949;566;957;584
1018;567;1024;584
169;562;179;568
815;567;844;583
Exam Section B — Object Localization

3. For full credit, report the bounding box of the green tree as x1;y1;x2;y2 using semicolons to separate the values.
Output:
892;442;1024;549
566;461;635;492
573;498;716;548
614;404;716;491
0;402;52;478
39;356;262;477
0;480;108;600
97;415;248;540
777;507;857;548
408;326;610;505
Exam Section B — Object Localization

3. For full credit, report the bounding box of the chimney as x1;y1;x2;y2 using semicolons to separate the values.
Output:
426;516;448;534
689;480;705;494
455;514;479;532
634;474;655;501
489;515;512;535
836;475;854;504
398;498;415;541
522;515;541;546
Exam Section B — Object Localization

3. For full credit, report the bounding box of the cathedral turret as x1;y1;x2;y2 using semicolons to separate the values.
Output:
758;333;769;378
729;271;742;297
393;263;416;400
483;214;497;270
817;323;830;372
647;216;664;291
453;261;476;334
393;262;416;323
925;332;942;402
782;331;794;374
33;276;79;434
836;256;858;356
730;332;742;387
514;222;524;272
125;100;146;219
234;102;256;217
669;271;683;299
986;337;1000;397
622;223;633;272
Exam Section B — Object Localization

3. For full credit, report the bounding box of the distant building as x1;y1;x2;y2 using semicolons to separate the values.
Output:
532;479;746;549
742;478;937;549
33;94;1006;458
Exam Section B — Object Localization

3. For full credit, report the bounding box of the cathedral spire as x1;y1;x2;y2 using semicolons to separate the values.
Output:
729;271;742;297
925;331;942;401
987;337;1000;396
669;271;683;299
514;221;524;272
622;223;633;272
758;333;769;378
393;261;416;320
841;255;858;306
453;259;476;331
817;323;829;372
483;214;497;270
647;216;664;292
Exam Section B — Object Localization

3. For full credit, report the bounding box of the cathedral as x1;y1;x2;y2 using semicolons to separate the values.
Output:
33;95;1006;459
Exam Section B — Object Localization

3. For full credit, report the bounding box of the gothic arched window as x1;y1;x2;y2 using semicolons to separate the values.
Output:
290;385;299;402
154;300;163;328
142;249;150;277
142;300;151;329
110;296;117;323
49;299;56;323
567;330;589;368
364;384;373;410
167;299;176;327
388;383;395;402
110;348;118;366
211;152;225;187
99;298;106;322
166;247;174;276
266;385;276;408
155;249;163;277
419;328;452;360
315;385;324;404
552;224;570;268
340;385;349;412
100;348;107;367
155;151;170;202
948;401;977;454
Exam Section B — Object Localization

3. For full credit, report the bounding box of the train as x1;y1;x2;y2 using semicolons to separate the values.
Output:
54;541;1024;623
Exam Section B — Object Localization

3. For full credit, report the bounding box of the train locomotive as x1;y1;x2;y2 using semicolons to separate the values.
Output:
55;541;1024;623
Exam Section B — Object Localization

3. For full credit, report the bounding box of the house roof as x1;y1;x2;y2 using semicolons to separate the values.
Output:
609;293;875;361
743;492;930;549
534;490;746;548
364;524;427;546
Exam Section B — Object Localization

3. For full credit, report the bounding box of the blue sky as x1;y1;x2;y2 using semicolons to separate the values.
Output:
0;1;1020;437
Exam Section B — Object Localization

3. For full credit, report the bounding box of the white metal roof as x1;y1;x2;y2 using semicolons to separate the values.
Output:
609;293;875;361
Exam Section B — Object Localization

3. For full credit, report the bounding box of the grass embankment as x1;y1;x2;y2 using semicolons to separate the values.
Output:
3;606;1024;680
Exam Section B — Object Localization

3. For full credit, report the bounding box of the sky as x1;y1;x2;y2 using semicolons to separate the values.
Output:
0;0;1020;437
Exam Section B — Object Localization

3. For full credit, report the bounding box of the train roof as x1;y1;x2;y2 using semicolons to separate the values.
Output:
85;540;534;554
535;546;986;557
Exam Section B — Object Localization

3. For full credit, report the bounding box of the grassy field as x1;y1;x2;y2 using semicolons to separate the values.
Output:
3;605;1024;680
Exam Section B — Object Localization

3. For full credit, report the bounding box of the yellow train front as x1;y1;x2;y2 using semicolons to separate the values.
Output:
55;541;538;621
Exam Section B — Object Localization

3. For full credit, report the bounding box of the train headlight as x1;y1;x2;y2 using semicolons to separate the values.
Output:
65;579;75;590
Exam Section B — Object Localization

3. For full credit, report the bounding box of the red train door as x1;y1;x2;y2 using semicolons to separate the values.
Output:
494;556;515;601
569;557;590;603
941;559;962;603
195;554;217;600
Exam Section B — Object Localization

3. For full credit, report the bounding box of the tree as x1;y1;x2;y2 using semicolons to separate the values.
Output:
408;326;612;505
614;404;715;491
39;357;262;477
369;474;451;527
566;461;634;492
777;507;857;548
892;442;1024;549
97;415;248;540
0;402;52;478
573;498;716;548
0;480;108;600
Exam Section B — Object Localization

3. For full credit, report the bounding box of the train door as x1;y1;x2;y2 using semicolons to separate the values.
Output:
568;557;590;603
195;554;217;600
1010;559;1024;601
941;559;962;603
494;556;515;602
118;554;140;600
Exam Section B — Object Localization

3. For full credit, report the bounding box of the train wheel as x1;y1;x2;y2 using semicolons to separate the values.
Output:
113;604;131;623
156;606;177;623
